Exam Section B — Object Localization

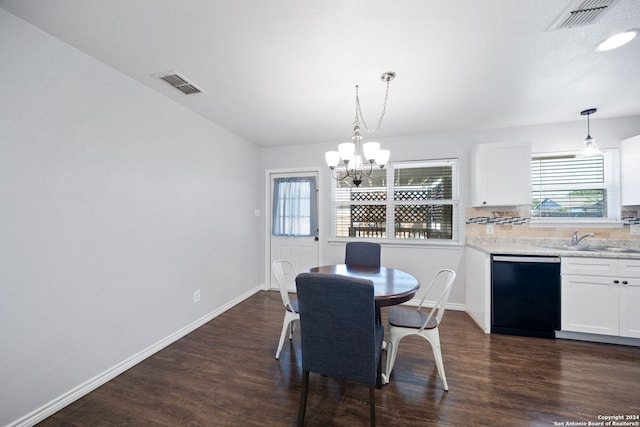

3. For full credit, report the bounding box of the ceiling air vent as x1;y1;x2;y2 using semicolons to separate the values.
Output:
549;0;621;30
157;72;202;95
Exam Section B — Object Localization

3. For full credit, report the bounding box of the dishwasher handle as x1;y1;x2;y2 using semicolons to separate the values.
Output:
493;255;560;263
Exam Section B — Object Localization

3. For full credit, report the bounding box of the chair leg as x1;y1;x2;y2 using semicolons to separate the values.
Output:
369;386;376;427
275;317;291;359
289;319;297;339
428;331;449;391
384;335;398;384
376;349;382;388
297;370;309;427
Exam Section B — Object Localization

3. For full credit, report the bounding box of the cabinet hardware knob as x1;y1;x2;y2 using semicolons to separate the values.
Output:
613;280;620;284
622;280;628;285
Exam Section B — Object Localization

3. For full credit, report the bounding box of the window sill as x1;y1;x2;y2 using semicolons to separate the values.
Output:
328;238;464;249
528;218;624;228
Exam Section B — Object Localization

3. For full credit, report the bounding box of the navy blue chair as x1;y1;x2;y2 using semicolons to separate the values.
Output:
344;242;381;267
295;272;384;427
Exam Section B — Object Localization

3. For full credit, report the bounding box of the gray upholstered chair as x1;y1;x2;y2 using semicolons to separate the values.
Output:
384;268;456;390
271;259;300;359
295;272;384;427
344;242;381;267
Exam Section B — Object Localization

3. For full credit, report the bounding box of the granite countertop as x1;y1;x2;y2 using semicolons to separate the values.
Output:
466;238;640;259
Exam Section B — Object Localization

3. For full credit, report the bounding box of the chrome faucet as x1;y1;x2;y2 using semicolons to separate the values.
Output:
571;231;594;245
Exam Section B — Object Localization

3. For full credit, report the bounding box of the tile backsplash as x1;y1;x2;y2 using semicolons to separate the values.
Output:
465;206;640;241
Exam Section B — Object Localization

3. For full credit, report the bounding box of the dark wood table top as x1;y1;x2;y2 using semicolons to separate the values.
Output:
303;264;420;307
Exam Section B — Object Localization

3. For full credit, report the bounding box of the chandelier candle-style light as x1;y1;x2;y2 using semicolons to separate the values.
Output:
325;72;395;187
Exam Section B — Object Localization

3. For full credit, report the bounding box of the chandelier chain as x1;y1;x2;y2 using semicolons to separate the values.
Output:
354;78;392;133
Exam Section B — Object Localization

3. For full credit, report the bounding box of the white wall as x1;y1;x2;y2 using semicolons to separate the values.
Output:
0;10;261;426
260;116;640;307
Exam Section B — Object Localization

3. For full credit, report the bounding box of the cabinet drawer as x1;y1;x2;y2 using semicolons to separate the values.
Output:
618;259;640;279
561;257;617;276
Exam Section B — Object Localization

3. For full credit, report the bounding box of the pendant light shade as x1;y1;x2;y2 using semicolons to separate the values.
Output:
362;142;380;162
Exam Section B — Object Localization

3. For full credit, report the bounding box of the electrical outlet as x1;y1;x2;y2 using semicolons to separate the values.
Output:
486;223;494;235
194;290;201;303
631;224;640;236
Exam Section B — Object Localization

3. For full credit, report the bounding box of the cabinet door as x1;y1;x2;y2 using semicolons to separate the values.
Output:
561;274;619;336
465;247;491;333
619;278;640;338
471;141;531;207
621;135;640;206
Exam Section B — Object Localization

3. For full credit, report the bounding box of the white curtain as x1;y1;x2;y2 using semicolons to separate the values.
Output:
272;176;318;236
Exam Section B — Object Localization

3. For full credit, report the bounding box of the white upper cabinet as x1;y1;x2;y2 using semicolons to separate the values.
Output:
470;141;531;207
621;135;640;206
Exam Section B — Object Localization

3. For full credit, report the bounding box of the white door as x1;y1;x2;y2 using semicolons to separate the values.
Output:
268;170;320;290
620;278;640;338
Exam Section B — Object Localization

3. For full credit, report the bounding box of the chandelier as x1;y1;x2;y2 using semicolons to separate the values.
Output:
325;72;395;187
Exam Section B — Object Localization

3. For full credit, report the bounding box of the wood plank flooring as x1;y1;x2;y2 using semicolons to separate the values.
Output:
38;291;640;426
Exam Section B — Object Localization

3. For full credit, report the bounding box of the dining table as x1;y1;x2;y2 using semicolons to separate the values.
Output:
301;263;420;387
303;264;420;307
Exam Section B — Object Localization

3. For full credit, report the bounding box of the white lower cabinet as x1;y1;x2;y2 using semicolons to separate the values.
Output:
620;278;640;338
465;247;491;333
561;257;640;338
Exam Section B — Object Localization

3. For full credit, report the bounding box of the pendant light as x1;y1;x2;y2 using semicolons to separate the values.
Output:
580;108;601;156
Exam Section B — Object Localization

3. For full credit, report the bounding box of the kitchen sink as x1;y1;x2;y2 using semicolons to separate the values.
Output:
537;245;640;254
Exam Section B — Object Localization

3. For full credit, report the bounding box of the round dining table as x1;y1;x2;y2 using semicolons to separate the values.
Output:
301;263;419;387
303;264;420;307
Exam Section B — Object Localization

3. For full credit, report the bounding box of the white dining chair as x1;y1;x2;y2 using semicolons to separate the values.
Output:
384;268;456;390
271;259;300;359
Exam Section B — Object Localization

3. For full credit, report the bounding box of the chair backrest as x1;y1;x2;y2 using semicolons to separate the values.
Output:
344;242;381;267
271;259;297;312
295;272;383;386
417;269;456;331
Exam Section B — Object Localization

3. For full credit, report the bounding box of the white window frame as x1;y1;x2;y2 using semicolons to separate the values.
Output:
329;159;461;246
529;149;622;228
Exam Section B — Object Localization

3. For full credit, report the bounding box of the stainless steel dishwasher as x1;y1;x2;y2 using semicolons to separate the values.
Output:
491;255;561;338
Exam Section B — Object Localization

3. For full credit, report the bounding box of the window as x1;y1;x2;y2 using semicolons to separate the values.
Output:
531;151;619;220
330;159;459;242
272;176;318;236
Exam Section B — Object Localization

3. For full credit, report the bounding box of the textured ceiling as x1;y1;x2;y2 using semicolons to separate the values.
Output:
2;0;639;146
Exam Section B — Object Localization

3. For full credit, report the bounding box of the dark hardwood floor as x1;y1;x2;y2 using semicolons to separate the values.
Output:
38;291;640;426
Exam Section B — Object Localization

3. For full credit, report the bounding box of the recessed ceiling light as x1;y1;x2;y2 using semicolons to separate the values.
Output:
597;30;637;51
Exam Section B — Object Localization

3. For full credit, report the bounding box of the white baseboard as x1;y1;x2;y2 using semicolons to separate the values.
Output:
555;330;640;347
9;285;263;427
